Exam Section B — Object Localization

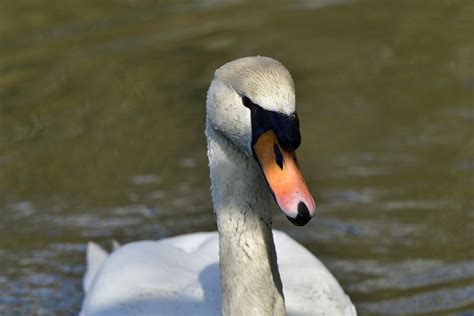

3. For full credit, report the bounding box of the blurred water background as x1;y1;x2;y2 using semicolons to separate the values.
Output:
1;0;473;315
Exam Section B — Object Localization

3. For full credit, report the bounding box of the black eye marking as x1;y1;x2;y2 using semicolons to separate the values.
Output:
251;109;301;150
241;95;256;109
242;94;301;151
273;143;284;169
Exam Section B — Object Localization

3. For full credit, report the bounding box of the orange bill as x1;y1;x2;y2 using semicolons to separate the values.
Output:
253;130;316;226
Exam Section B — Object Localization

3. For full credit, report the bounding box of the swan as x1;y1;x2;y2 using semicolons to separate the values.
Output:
80;56;356;316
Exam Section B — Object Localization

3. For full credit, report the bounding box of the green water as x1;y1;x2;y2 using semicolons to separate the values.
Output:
1;0;473;315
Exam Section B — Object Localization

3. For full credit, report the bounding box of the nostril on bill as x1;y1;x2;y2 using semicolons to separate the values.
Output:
287;202;312;226
273;143;284;169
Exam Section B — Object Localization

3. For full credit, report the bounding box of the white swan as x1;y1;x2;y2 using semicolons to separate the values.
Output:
80;56;356;316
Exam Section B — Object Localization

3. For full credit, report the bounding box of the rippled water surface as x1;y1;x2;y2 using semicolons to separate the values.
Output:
1;0;473;315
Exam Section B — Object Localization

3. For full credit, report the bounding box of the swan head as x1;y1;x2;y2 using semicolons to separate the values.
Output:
206;56;315;226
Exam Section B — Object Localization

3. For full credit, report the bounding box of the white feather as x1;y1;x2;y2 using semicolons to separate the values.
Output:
81;231;355;316
83;242;109;293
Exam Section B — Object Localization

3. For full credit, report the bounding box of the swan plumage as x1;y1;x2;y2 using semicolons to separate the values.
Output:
81;231;354;315
80;56;356;316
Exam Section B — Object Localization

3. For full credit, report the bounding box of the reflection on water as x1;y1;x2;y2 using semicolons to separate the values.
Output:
1;0;473;314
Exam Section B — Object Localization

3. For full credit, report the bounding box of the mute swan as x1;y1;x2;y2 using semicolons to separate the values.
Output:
80;56;356;316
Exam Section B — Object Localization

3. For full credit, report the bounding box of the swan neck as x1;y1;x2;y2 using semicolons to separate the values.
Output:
206;126;286;315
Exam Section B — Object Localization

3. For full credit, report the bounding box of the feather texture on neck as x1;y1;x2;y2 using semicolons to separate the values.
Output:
206;126;286;316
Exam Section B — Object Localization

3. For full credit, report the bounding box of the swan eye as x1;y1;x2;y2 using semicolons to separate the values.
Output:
241;96;256;109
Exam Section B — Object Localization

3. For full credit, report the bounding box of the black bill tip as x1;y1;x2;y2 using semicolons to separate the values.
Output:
286;202;312;226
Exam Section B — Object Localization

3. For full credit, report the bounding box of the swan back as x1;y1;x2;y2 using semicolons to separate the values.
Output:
81;231;356;316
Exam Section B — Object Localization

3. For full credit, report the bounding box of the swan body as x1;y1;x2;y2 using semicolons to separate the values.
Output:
81;231;355;315
80;56;356;315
